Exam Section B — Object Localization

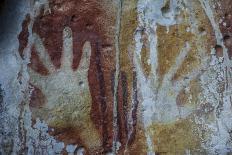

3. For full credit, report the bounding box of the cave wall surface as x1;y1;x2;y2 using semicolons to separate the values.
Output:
0;0;232;154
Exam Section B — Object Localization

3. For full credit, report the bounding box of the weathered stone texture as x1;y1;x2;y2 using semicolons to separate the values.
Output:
0;0;232;154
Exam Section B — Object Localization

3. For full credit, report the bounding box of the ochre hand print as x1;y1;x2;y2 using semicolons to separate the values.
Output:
29;27;102;152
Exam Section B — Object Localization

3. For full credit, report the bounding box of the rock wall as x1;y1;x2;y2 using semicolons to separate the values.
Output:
0;0;232;154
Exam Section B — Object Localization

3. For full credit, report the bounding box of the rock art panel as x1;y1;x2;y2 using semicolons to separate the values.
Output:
0;0;232;154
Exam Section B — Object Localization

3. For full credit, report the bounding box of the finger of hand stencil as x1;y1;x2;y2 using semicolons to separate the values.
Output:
33;33;56;73
28;67;47;92
134;54;147;81
76;41;91;75
149;33;159;80
61;27;73;70
163;42;191;82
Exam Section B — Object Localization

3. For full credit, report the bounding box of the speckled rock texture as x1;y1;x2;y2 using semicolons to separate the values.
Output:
0;0;232;154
